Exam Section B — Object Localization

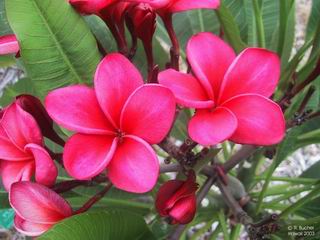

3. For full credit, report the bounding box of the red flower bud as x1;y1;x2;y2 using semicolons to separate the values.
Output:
126;3;156;44
155;171;198;224
15;95;64;146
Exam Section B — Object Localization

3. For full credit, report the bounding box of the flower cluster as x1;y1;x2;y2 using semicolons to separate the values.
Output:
0;0;287;237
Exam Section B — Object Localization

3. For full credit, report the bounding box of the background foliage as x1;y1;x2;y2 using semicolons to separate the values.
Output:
1;0;320;239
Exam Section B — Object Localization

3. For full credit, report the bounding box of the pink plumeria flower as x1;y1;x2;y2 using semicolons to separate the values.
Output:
159;32;286;146
9;181;73;237
128;0;220;15
46;53;176;193
0;103;58;191
69;0;117;14
0;34;20;57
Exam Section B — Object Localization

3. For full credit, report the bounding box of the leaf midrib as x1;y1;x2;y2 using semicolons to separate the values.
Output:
31;0;83;84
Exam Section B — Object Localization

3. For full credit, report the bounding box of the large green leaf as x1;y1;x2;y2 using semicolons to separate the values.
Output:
5;0;101;98
39;210;155;240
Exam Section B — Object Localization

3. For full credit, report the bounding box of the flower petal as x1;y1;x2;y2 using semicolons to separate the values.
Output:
0;126;31;161
222;94;285;145
187;32;236;100
169;0;220;13
9;181;72;224
158;69;214;108
14;215;52;237
120;84;176;144
169;195;197;224
107;135;159;193
1;103;42;149
94;53;143;127
25;144;57;187
155;180;184;216
0;34;19;55
63;134;117;180
218;48;280;104
45;85;115;135
69;0;114;14
188;107;238;146
0;160;34;191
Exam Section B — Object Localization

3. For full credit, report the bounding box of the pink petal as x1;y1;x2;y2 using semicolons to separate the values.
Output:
14;215;52;237
222;94;285;145
107;135;159;193
158;69;214;108
69;0;114;14
125;0;170;9
188;107;238;146
169;0;220;13
45;85;115;135
94;53;143;127
25;144;57;187
120;85;176;144
0;34;19;55
218;48;280;104
0;126;31;161
169;195;197;224
1;103;43;150
9;181;72;224
187;32;236;100
63;134;117;180
0;160;34;191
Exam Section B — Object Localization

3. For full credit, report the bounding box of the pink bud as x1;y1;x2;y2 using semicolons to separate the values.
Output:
126;3;156;44
155;171;198;224
15;95;64;146
0;34;20;57
9;181;73;236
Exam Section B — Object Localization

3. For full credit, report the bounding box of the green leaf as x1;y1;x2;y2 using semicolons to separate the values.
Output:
5;0;101;98
0;209;14;229
256;117;320;213
0;77;34;107
300;161;320;179
306;0;320;40
39;210;155;240
216;3;246;53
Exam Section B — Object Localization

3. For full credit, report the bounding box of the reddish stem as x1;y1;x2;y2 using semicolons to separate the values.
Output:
74;183;113;214
161;13;180;70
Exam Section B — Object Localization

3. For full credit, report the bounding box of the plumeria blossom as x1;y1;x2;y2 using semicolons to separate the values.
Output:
159;32;286;146
0;101;58;191
0;34;20;57
10;181;73;236
155;171;198;224
69;0;117;14
46;53;176;193
128;0;220;15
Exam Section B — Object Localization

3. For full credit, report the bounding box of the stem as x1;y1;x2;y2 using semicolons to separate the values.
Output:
74;183;113;214
297;86;315;114
223;145;257;172
52;180;92;193
161;13;180;70
217;179;253;226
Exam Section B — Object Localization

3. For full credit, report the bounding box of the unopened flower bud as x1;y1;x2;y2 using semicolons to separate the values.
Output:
155;171;198;224
15;95;64;145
